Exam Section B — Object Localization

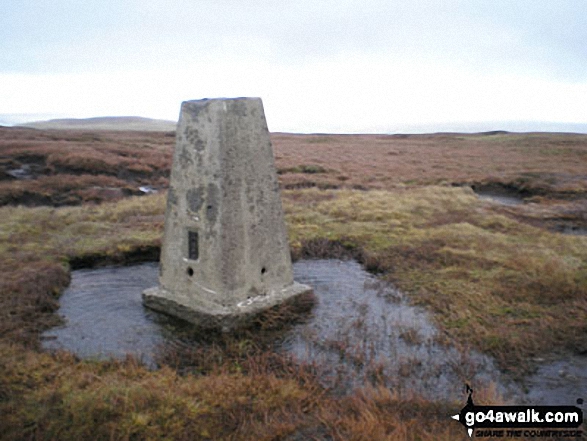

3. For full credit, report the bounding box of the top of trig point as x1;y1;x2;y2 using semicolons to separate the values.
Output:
143;97;313;331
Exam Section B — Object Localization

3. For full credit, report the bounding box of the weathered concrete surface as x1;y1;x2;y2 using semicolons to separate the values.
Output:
143;97;312;330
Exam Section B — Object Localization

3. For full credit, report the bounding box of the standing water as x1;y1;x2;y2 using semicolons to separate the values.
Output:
42;260;585;404
474;188;525;206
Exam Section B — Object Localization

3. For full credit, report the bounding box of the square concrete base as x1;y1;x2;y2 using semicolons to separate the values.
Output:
142;282;313;332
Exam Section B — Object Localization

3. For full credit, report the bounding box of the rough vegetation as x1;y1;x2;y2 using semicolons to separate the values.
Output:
1;126;586;440
3;127;587;205
0;127;173;206
284;188;587;373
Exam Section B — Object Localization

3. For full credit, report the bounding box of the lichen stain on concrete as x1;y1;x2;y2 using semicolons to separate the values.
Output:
184;100;206;121
205;183;219;223
182;125;206;156
186;187;205;213
231;99;248;117
178;146;193;168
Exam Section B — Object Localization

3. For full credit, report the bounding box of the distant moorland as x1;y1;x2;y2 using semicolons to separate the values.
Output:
18;116;177;132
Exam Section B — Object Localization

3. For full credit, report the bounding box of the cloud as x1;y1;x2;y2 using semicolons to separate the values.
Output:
2;52;586;132
1;0;586;131
3;0;587;79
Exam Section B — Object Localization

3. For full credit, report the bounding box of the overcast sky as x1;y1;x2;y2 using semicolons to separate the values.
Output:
1;0;586;133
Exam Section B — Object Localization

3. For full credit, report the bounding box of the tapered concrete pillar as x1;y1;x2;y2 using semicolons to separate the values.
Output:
143;98;312;330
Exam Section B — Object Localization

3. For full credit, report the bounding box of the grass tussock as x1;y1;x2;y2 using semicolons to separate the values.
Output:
283;187;587;373
2;342;498;441
0;127;172;206
0;343;318;440
4;128;587;207
2;187;584;372
272;132;587;195
0;194;165;344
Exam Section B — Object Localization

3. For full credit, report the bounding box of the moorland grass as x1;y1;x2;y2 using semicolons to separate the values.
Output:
283;187;587;373
0;342;475;441
272;132;587;195
3;128;587;206
0;127;173;206
1;187;585;440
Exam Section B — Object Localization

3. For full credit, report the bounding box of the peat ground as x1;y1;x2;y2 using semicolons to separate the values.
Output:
1;127;586;440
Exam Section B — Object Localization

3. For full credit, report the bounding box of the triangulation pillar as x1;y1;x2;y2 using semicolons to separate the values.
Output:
143;97;312;330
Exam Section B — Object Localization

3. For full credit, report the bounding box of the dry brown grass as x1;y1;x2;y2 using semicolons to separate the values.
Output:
0;127;173;205
272;132;587;194
0;195;165;346
3;128;587;206
1;127;585;440
3;342;507;440
283;187;587;375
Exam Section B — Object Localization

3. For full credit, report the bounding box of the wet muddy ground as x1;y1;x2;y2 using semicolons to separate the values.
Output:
474;187;587;236
475;189;525;206
42;260;586;405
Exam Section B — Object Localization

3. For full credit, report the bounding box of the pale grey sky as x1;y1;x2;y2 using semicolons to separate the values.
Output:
1;0;586;132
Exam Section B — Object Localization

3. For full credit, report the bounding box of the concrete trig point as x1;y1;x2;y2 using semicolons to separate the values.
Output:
143;97;312;330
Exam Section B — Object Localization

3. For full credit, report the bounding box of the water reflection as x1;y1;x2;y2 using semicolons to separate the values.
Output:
475;189;524;206
42;260;584;404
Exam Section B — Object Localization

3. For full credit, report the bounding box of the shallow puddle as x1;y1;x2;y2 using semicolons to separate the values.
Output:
523;356;587;405
42;263;166;361
282;260;501;400
475;189;525;206
551;224;587;236
475;188;587;237
42;260;585;405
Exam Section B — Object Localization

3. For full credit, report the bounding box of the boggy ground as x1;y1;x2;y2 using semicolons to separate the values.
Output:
3;127;587;196
0;127;173;206
1;127;586;440
3;127;586;232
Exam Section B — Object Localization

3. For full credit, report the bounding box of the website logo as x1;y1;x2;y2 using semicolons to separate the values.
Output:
451;385;584;438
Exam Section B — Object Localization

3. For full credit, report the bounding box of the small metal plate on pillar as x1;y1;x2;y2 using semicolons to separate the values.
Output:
142;97;312;331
